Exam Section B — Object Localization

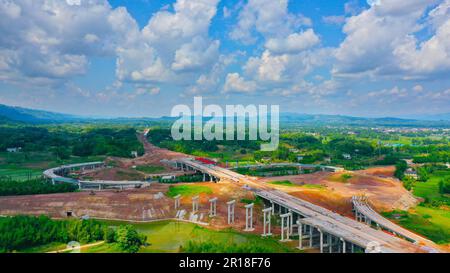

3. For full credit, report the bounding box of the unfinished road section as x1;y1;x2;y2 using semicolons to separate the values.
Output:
171;158;434;253
43;162;148;190
352;196;433;245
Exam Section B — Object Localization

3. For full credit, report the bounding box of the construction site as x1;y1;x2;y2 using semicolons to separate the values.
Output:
0;134;446;253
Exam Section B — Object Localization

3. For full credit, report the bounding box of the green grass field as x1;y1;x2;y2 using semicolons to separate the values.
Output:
86;220;296;253
166;185;213;197
413;170;450;204
0;152;106;181
19;242;68;253
0;167;43;181
269;180;295;186
383;207;450;244
300;184;326;189
384;170;450;244
269;180;326;190
135;165;165;174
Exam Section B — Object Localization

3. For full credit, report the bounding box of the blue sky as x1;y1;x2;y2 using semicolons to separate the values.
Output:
0;0;449;118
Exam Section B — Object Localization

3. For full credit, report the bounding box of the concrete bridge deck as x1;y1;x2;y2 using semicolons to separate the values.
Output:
174;158;428;253
256;189;424;253
352;196;431;244
43;162;148;189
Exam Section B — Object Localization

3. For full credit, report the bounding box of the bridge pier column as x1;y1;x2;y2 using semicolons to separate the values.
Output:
319;229;324;253
209;197;217;217
174;194;181;210
309;226;313;248
192;196;199;214
244;203;254;231
289;210;293;235
280;212;292;242
328;234;332;253
341;238;346;253
262;208;272;237
227;200;236;225
297;221;303;250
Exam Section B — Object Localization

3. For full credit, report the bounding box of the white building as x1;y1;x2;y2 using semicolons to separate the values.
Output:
342;153;352;160
6;147;22;153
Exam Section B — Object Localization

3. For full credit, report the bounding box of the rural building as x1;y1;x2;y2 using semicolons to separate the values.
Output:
6;147;22;153
404;168;418;180
342;153;352;160
161;175;176;181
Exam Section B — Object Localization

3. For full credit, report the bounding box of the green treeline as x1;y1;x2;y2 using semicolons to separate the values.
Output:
0;178;78;196
235;166;300;177
439;178;450;194
0;215;107;252
0;126;144;159
148;128;259;154
0;216;147;253
72;128;144;158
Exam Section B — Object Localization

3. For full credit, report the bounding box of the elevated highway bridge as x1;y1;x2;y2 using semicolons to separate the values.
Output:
352;196;433;245
171;158;433;253
43;158;435;253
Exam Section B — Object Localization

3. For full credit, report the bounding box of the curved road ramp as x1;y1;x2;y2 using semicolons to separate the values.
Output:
173;158;437;253
43;162;149;190
352;196;438;249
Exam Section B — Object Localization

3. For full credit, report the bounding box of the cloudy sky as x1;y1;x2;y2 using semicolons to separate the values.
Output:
0;0;449;117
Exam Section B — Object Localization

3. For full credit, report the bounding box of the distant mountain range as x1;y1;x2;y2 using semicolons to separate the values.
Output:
401;113;450;121
277;113;450;127
0;103;449;127
0;104;83;123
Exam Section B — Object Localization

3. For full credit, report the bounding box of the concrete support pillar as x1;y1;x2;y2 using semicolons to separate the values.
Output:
341;238;346;253
297;220;303;250
227;200;236;225
280;212;292;242
289;210;293;235
174;194;181;210
319;229;324;253
209;197;217;217
309;226;313;248
262;208;272;237
192;195;199;214
328;234;332;253
244;203;254;231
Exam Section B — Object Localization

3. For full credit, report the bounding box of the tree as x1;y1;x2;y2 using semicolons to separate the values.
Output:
439;178;450;194
115;225;147;253
104;228;116;243
394;160;408;180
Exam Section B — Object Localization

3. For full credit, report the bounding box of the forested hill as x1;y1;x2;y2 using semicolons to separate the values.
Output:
0;104;83;124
